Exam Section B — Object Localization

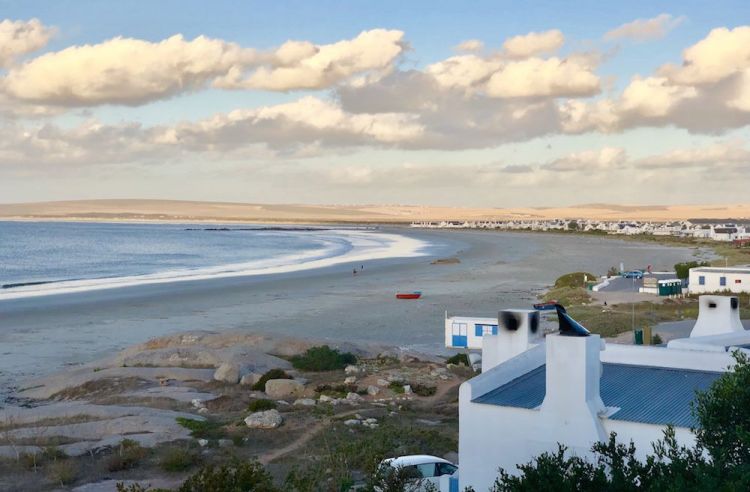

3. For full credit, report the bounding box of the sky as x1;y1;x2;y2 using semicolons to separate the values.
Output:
0;1;749;207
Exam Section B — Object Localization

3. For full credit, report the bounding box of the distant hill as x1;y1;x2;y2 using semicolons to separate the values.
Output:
0;199;748;223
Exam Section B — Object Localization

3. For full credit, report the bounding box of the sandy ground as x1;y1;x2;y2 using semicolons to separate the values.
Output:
0;228;699;399
1;199;750;223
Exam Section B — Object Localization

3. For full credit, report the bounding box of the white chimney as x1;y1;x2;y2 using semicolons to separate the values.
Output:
539;334;607;448
690;295;744;338
482;309;542;372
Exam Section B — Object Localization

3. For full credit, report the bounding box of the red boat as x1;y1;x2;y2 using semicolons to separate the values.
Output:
396;291;422;300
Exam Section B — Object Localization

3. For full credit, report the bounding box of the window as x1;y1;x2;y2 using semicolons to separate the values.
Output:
436;463;458;476
451;323;467;336
699;276;705;285
415;463;436;478
475;324;498;336
720;277;727;287
736;279;742;284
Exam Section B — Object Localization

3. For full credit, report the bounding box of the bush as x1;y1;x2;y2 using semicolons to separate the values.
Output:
175;417;225;439
389;381;405;394
248;399;276;412
411;383;437;397
47;458;77;485
159;447;197;472
107;439;148;472
675;261;710;280
651;334;664;345
290;345;357;372
315;383;358;397
553;272;597;289
251;368;292;391
178;460;278;492
446;353;469;366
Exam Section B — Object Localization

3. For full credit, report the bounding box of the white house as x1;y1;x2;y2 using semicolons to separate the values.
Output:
688;266;750;294
444;313;499;350
457;296;749;491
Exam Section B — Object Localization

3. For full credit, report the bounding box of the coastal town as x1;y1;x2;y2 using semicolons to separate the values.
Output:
412;219;750;243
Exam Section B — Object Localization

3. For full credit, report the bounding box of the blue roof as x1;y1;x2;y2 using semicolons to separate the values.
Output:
472;363;722;428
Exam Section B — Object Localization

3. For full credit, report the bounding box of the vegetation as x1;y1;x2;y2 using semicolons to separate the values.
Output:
389;381;405;394
315;383;360;397
674;261;710;280
175;417;226;440
289;345;357;372
47;458;78;486
651;334;664;345
247;399;277;412
159;446;198;472
482;352;750;491
446;353;469;366
251;368;292;391
107;438;148;472
178;460;277;492
554;272;598;289
410;383;437;397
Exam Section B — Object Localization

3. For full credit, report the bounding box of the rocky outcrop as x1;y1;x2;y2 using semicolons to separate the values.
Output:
265;379;304;399
244;409;283;429
213;363;240;384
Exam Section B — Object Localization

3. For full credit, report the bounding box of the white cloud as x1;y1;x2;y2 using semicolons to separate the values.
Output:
3;34;251;106
214;29;406;91
485;56;600;98
545;147;626;172
502;30;564;58
619;76;697;117
455;39;484;52
604;14;684;42
660;26;750;85
634;139;750;169
0;18;54;67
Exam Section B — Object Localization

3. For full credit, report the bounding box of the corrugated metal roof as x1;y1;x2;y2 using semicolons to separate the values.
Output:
472;363;722;428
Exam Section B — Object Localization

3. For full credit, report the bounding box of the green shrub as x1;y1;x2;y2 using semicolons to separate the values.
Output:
290;345;357;372
651;334;664;345
389;381;405;394
446;353;469;366
675;261;710;280
247;399;277;412
315;383;358;397
251;368;292;391
159;446;197;472
107;439;148;472
554;272;597;289
47;458;77;485
411;383;437;397
178;460;278;492
175;417;225;439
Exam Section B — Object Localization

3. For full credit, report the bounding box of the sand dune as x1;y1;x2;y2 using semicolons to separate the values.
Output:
0;199;749;223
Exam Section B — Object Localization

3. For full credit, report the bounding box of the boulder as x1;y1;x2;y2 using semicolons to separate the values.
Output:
319;394;334;403
213;363;240;384
377;379;389;387
344;376;357;384
244;409;283;429
294;398;316;407
343;419;361;426
265;379;304;399
403;385;412;395
240;373;262;386
344;365;360;375
367;385;380;396
346;392;364;402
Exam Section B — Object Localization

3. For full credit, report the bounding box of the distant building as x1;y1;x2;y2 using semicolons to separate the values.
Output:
455;296;749;491
688;267;750;294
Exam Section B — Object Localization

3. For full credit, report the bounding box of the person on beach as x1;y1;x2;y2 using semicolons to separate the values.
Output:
353;268;357;276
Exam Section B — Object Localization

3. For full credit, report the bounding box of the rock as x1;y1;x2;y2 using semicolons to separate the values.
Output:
367;385;380;396
218;439;232;448
365;418;378;424
403;385;412;395
294;377;309;385
344;365;360;375
346;392;364;402
191;399;206;409
343;419;361;426
319;394;334;403
387;374;405;383
213;363;240;384
355;414;364;420
244;409;283;429
265;379;304;399
294;398;316;407
240;373;262;386
197;408;209;415
377;378;389;387
197;439;209;447
276;400;290;406
344;376;357;384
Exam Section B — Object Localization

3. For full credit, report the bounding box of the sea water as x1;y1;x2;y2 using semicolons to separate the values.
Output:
0;221;429;299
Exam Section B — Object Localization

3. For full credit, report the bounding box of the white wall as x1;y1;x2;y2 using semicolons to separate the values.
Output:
445;315;497;349
689;268;750;294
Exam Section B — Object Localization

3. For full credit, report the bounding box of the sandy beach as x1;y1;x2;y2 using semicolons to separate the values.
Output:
0;228;699;399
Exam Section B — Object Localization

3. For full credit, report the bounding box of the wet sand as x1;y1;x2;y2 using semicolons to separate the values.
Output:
0;228;699;397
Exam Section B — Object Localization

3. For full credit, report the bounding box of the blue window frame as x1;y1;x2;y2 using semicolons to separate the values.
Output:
699;276;705;285
720;277;727;286
475;324;499;336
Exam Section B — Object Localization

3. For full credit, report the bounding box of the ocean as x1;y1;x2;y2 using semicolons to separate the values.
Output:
0;221;430;300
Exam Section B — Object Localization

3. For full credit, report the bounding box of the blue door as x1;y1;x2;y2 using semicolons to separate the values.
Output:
451;322;468;347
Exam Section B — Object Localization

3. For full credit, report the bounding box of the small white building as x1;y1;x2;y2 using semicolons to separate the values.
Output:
688;266;750;294
457;296;750;491
444;314;499;350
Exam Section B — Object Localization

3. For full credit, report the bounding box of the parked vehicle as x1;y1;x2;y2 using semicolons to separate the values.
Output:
378;455;458;491
623;270;644;279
